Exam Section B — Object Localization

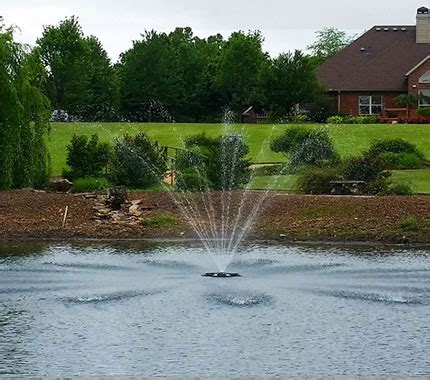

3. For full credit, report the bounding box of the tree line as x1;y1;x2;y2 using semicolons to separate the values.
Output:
32;17;351;123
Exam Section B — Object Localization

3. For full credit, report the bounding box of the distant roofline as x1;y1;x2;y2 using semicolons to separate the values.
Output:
405;55;430;76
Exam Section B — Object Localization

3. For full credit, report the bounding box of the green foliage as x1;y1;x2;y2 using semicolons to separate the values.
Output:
343;155;388;183
36;17;118;120
417;107;430;117
308;27;354;63
71;177;111;193
387;183;413;196
258;51;322;119
399;216;419;232
176;133;251;191
0;27;51;189
395;94;417;107
109;132;167;188
327;115;380;124
271;127;339;167
140;213;176;227
63;134;111;179
367;139;426;170
296;167;341;194
215;31;267;112
176;170;210;192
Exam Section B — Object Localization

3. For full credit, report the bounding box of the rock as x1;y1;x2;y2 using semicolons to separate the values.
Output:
129;204;143;217
48;178;73;192
131;199;142;206
105;186;128;210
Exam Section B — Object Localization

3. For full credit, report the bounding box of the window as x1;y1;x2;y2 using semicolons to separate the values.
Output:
419;90;430;107
359;95;383;115
419;71;430;83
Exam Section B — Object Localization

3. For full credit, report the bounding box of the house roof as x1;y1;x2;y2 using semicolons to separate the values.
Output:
318;26;430;91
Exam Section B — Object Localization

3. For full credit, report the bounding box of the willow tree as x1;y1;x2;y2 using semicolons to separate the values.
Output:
0;27;51;189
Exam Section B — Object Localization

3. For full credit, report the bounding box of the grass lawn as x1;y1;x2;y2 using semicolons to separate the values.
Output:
391;169;430;194
48;122;430;176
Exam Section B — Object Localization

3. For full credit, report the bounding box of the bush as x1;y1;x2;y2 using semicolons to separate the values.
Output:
326;115;380;124
388;183;413;196
326;115;344;124
109;133;167;188
417;107;430;117
271;127;339;167
177;133;251;191
72;177;111;193
63;134;111;180
290;114;311;124
176;169;211;192
400;216;419;232
296;167;342;194
367;139;426;169
379;152;425;170
343;155;388;183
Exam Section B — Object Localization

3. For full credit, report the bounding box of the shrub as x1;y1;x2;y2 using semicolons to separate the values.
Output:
343;155;388;183
109;132;167;188
326;115;380;124
140;213;176;227
176;169;211;192
388;183;413;196
296;167;342;194
326;115;344;124
72;177;111;193
379;152;425;170
63;134;111;180
417;107;430;117
400;216;419;232
290;114;311;124
271;127;339;167
177;133;251;191
367;139;426;169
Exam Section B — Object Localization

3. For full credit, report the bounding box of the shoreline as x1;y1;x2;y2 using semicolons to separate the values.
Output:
0;190;429;245
1;236;430;250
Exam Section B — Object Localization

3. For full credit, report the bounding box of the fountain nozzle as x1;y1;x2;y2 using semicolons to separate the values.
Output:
202;272;241;278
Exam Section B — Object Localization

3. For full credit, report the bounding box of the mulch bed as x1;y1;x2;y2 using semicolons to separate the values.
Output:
0;190;429;244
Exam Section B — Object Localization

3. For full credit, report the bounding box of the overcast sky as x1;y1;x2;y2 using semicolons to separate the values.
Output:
2;0;426;62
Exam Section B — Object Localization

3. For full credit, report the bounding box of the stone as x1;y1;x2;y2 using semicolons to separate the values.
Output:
131;199;142;206
105;186;128;210
48;178;73;192
129;204;143;217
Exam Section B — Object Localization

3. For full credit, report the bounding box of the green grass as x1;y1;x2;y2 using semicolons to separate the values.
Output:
391;169;430;194
249;175;298;191
140;213;177;227
48;122;430;176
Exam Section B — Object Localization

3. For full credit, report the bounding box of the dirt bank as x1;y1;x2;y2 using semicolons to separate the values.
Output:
0;190;429;244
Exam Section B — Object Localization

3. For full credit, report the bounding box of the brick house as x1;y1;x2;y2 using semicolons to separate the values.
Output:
318;6;430;118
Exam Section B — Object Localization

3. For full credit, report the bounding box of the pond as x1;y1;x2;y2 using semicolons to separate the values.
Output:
0;241;429;376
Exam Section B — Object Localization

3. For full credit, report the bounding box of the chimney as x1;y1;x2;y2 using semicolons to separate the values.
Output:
417;6;430;43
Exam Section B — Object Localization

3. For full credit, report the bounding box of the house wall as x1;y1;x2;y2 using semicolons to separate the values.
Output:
328;91;405;115
408;58;430;94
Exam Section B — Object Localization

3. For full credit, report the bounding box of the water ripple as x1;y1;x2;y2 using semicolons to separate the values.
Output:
207;292;273;307
61;289;162;305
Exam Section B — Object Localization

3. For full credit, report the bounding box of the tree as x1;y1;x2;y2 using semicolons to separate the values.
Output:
0;27;51;189
307;27;354;64
216;31;268;113
36;17;118;120
258;51;322;119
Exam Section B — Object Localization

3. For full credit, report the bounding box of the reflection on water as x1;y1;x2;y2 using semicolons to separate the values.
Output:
0;241;429;376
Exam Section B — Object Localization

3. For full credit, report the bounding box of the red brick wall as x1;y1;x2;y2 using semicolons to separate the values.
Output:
328;92;405;116
408;58;430;94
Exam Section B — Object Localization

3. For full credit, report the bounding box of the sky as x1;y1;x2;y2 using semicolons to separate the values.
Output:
1;0;427;62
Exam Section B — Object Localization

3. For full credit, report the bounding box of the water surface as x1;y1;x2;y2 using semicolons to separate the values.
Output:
0;241;429;376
